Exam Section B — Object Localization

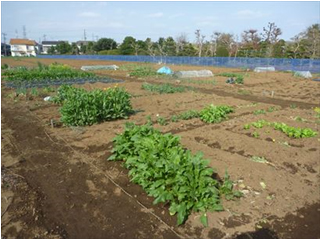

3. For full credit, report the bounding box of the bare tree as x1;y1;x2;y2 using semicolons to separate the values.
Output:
261;22;282;44
305;24;320;59
219;33;236;57
146;38;157;58
242;29;261;50
175;33;188;55
261;22;282;57
195;29;206;57
209;32;221;57
290;32;304;58
130;42;140;56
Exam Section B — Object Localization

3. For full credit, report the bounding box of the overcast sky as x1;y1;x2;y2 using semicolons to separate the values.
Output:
1;1;320;43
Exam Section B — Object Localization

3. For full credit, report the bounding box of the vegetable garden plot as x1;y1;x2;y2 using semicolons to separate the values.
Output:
2;62;124;88
1;58;320;238
4;77;124;89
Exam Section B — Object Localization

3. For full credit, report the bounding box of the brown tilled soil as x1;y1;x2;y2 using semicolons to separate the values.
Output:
1;57;320;239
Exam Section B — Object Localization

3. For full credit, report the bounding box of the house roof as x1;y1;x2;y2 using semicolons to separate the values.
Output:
10;39;36;45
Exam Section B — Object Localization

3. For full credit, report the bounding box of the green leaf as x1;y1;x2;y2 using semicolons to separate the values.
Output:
200;213;208;227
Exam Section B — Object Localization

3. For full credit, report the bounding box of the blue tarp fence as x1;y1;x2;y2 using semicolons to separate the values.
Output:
37;55;320;73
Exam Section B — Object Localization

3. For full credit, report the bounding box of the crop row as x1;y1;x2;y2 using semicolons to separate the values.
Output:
154;105;234;126
52;85;133;126
244;119;317;138
2;63;95;82
108;122;242;226
142;83;193;94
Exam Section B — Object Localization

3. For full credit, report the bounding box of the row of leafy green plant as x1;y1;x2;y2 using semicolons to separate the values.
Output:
253;106;279;115
150;105;234;126
244;119;317;138
2;62;96;83
142;83;193;94
108;122;242;226
52;85;133;126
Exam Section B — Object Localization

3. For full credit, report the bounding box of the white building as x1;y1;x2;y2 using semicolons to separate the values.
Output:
41;41;65;54
9;39;38;57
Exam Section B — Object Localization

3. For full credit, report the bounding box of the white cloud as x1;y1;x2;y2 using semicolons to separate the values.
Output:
236;10;269;19
146;12;164;18
79;11;100;18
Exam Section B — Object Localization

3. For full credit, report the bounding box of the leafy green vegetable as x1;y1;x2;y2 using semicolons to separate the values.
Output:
157;116;168;126
200;105;234;123
2;63;96;83
53;85;133;126
253;109;266;115
244;119;318;139
108;123;241;225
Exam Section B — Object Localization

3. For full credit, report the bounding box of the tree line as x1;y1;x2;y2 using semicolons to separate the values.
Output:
48;22;320;59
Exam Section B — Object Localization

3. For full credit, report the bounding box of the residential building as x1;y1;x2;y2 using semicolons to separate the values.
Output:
41;40;65;54
9;39;38;57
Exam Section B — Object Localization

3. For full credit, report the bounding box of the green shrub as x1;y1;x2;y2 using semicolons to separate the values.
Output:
54;85;132;126
108;123;241;225
200;105;234;123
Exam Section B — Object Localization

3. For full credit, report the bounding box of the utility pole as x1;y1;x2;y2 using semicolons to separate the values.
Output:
23;25;27;39
43;34;46;41
15;29;18;38
84;29;87;41
2;32;7;56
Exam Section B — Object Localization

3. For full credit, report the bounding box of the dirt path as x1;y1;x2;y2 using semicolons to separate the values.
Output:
1;102;181;239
